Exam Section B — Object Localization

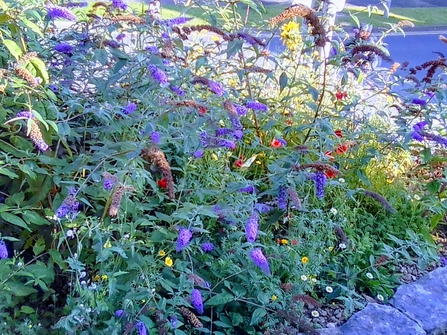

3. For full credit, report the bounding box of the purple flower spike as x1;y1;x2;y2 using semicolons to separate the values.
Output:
208;80;224;96
441;256;447;267
46;5;77;21
116;33;126;41
278;186;287;210
413;121;428;132
115;309;127;318
176;228;193;252
218;139;236;150
412;131;424;142
238;185;257;193
250;248;271;276
169;315;178;328
202;242;214;253
164;17;192;27
412;98;427;106
123;102;137;115
169;85;185;96
135;321;147;335
55;43;74;54
235;104;248;116
148;64;168;85
0;241;8;259
313;171;327;199
145;46;159;54
246;100;268;112
191;289;204;314
245;211;259;243
254;203;274;214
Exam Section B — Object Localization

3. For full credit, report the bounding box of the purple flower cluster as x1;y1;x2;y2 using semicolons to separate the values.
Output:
169;316;178;328
245;211;259;243
123;102;137;115
200;131;236;150
135;321;147;335
238;185;257;193
216;128;234;137
250;248;271;276
192;150;204;158
150;131;160;144
56;194;80;219
55;43;74;54
115;309;127;318
208;80;224;96
411;121;447;146
116;33;126;41
246;100;268;112
254;203;274;214
191;289;204;314
164;17;193;27
202;242;214;252
46;5;77;21
312;171;327;199
0;241;8;259
176;228;193;252
103;178;114;191
145;46;159;54
235;104;248;116
169;85;185;96
148;64;168;85
218;139;236;150
278;186;287;210
112;0;128;10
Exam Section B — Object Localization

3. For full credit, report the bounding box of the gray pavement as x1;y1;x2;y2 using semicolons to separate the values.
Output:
346;0;445;7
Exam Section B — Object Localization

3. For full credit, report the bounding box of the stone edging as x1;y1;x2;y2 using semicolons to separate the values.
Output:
314;266;447;335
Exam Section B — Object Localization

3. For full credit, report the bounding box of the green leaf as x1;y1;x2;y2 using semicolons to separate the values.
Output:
226;40;243;59
0;167;19;179
94;49;109;66
21;18;43;37
29;57;49;84
20;306;35;314
6;282;37;296
33;237;45;256
1;212;30;231
206;292;234;306
18;163;37;180
250;307;267;326
3;39;23;60
279;72;288;94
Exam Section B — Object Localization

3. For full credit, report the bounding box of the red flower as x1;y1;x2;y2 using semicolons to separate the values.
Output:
325;169;336;178
334;130;343;138
234;155;244;168
325;151;335;162
270;139;283;148
198;107;207;114
292;239;298;246
335;144;348;155
158;178;168;189
286;118;293;126
335;91;348;100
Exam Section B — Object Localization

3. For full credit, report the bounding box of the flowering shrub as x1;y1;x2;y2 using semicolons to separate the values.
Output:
0;0;444;334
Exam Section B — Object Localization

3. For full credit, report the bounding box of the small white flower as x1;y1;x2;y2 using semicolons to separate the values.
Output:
338;178;345;183
326;286;333;293
17;262;23;267
80;280;86;285
330;208;338;215
79;271;87;279
311;310;319;317
123;233;130;239
414;194;421;201
73;253;78;259
377;294;384;302
301;275;308;281
366;272;374;279
85;308;92;313
89;283;97;290
66;229;75;239
311;278;317;283
339;243;347;250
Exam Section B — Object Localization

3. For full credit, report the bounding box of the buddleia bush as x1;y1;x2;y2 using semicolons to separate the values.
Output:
0;0;444;333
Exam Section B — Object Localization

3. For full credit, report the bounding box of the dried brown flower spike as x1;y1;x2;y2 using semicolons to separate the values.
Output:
179;306;203;328
15;67;38;88
109;185;135;217
141;146;175;199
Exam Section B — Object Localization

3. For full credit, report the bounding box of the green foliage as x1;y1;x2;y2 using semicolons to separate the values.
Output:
0;0;444;334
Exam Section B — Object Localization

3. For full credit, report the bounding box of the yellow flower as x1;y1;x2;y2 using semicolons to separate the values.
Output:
211;153;218;160
103;240;112;248
301;256;309;264
255;160;262;165
101;275;108;281
211;36;220;42
158;250;166;257
165;257;173;267
280;21;302;51
329;246;334;251
271;295;277;301
93;274;100;282
227;151;233;157
281;239;288;245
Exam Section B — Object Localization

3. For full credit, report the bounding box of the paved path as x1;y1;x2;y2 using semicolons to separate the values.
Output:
347;0;445;7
